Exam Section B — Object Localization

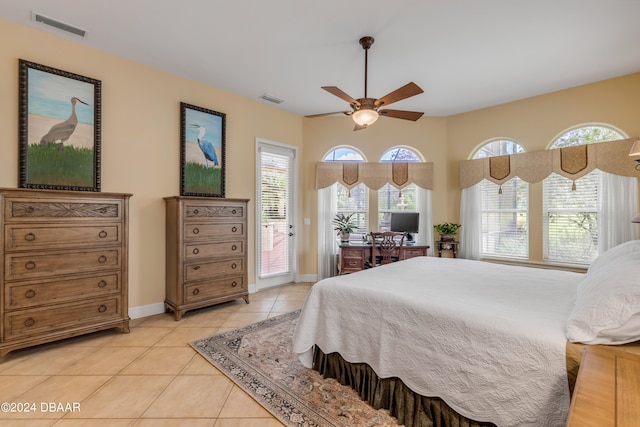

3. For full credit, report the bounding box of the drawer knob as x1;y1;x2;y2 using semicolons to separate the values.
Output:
24;317;36;327
25;261;36;270
193;248;200;255
192;288;200;295
24;232;36;241
193;265;201;270
25;289;36;298
98;255;107;263
231;209;237;215
193;209;199;214
231;281;238;288
97;280;107;288
231;263;237;269
193;227;200;235
348;261;357;266
98;305;107;313
99;208;107;214
98;230;108;238
26;206;35;213
231;244;237;251
231;226;238;233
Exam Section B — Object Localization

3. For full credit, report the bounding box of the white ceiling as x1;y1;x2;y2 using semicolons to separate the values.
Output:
2;0;640;118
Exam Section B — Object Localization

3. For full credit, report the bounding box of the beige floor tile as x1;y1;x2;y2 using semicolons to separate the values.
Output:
0;346;96;376
270;301;303;313
55;347;148;376
218;386;272;418
101;326;173;347
3;376;112;420
120;347;195;375
178;310;236;328
142;375;233;418
180;354;223;375
214;418;285;427
134;419;216;427
134;313;182;328
152;328;217;347
0;420;56;426
65;375;173;419
54;418;136;426
219;313;269;329
0;376;49;401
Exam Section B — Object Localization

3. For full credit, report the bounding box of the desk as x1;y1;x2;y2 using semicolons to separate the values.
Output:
338;242;429;275
567;345;640;426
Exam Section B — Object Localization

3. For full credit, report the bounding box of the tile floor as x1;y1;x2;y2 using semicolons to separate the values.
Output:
0;282;313;426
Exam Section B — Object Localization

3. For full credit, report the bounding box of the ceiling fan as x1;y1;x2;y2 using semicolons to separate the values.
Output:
306;36;424;131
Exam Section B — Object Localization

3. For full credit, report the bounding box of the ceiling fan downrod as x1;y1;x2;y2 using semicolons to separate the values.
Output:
359;36;374;99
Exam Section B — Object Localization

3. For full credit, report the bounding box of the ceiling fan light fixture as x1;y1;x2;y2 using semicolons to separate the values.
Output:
352;108;379;127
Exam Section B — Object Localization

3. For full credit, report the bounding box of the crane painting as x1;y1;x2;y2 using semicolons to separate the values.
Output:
19;60;101;191
181;103;226;197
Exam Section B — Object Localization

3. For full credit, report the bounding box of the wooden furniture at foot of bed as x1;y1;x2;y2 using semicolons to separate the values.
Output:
567;345;640;426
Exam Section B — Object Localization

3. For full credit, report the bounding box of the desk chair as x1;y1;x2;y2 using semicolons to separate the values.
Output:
368;231;406;267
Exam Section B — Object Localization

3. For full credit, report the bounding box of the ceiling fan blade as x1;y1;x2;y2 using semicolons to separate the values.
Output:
375;82;424;108
305;111;352;118
379;109;424;121
322;86;361;107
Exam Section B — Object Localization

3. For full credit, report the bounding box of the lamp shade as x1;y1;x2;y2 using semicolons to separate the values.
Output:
352;108;379;127
629;139;640;156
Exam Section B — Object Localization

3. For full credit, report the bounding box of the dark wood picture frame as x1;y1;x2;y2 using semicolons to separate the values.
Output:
180;102;226;197
18;59;101;192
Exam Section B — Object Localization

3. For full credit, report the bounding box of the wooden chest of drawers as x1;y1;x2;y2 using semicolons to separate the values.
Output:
0;188;131;357
164;197;249;320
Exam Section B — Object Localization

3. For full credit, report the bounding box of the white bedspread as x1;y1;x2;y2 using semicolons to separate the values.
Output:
293;257;584;427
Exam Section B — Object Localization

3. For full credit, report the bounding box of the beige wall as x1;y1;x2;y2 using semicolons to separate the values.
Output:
1;18;638;310
0;18;303;310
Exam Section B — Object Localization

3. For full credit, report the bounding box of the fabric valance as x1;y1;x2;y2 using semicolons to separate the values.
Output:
316;162;434;190
459;137;640;189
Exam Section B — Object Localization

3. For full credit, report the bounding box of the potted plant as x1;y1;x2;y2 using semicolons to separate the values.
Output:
332;213;357;242
434;222;461;242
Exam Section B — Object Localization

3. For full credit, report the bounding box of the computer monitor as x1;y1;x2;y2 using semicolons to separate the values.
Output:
389;212;419;242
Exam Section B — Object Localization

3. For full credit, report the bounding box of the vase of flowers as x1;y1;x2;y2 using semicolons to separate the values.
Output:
433;222;461;242
332;213;357;242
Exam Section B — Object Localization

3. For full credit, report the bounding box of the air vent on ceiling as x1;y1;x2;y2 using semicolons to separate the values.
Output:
31;12;87;38
260;93;284;104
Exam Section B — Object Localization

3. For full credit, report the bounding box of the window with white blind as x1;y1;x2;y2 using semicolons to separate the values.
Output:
323;147;368;239
472;139;528;259
378;147;422;231
543;125;625;264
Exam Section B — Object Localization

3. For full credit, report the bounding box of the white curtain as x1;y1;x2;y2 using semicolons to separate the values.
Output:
417;187;434;256
598;171;639;252
317;185;338;280
459;183;482;260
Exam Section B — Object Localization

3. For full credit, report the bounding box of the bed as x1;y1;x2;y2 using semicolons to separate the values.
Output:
292;240;640;427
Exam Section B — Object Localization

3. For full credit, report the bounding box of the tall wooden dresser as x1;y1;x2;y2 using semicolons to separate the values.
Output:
0;188;131;357
164;197;249;320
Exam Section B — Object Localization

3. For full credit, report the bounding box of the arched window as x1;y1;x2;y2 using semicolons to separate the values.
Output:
378;146;423;229
323;147;369;236
543;125;626;264
471;139;528;259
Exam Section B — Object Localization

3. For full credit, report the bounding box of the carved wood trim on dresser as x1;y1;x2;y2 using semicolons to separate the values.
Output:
0;188;132;358
164;196;250;320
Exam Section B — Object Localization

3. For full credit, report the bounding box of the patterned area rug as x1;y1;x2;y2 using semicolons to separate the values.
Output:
190;310;401;427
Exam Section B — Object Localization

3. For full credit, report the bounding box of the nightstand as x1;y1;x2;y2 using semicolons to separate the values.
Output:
436;240;459;258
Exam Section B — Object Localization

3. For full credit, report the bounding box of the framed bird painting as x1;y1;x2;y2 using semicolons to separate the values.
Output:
180;102;226;197
18;59;101;191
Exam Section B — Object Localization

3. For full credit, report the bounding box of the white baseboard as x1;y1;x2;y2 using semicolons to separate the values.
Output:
129;302;165;319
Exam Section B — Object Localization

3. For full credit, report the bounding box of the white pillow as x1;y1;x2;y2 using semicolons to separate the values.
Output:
588;239;640;275
567;250;640;344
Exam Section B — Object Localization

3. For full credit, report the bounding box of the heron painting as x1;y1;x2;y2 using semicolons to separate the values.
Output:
180;102;226;197
19;60;101;191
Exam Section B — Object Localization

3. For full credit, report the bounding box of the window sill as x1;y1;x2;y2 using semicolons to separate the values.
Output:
481;257;588;274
